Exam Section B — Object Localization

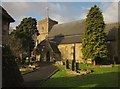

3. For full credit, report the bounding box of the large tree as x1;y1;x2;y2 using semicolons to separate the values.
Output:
9;30;23;57
9;17;39;62
16;17;38;61
118;25;120;63
82;5;108;64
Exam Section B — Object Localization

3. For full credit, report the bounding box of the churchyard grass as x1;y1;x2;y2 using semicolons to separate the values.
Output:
41;64;120;88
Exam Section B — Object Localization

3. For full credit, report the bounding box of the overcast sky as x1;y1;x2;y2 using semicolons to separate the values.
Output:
1;0;119;29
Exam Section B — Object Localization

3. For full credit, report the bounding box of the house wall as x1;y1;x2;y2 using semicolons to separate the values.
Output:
2;20;10;45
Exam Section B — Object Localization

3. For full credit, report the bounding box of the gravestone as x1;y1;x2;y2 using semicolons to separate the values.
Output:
66;60;70;69
76;63;79;72
72;60;75;71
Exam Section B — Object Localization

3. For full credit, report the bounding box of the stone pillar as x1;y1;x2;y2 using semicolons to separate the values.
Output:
72;43;76;71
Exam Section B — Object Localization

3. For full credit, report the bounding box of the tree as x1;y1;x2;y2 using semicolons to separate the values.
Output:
118;25;120;63
9;17;39;63
82;5;108;65
9;30;23;57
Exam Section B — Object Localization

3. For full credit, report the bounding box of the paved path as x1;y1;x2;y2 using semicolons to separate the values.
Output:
23;64;59;87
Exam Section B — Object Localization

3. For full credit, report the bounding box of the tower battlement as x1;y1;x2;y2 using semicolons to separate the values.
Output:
36;18;58;45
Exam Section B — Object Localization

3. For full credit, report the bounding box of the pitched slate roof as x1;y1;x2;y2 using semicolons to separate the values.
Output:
1;6;15;22
48;19;119;44
49;35;83;44
105;22;119;41
104;22;119;33
48;19;85;38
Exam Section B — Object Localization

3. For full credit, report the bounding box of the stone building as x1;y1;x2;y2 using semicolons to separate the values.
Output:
1;6;24;87
36;17;119;64
36;18;58;46
105;22;119;63
47;19;86;63
2;6;15;45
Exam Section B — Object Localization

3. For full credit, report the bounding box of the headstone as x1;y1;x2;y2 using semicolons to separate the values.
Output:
66;60;69;69
63;61;65;65
76;63;79;71
72;60;75;71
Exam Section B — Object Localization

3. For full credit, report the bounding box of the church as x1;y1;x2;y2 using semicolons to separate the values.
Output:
35;17;119;64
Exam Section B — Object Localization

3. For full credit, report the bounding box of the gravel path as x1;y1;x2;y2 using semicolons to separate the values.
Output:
23;64;59;87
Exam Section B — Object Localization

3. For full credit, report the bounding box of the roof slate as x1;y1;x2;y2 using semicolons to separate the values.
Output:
48;19;85;38
48;19;119;44
1;6;15;22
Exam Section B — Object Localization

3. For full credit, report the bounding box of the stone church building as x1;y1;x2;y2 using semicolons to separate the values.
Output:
36;17;119;64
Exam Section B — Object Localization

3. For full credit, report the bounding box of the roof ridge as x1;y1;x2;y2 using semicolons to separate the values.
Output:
54;19;85;26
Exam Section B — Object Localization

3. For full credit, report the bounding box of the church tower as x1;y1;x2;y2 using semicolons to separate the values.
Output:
36;18;58;45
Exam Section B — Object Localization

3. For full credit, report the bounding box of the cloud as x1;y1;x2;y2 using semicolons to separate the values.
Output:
79;6;90;19
1;0;119;2
2;2;119;29
2;2;49;28
101;2;118;23
2;2;83;28
79;2;119;23
49;3;81;23
1;0;47;2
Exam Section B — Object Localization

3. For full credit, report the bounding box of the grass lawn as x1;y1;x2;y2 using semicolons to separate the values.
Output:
41;64;120;88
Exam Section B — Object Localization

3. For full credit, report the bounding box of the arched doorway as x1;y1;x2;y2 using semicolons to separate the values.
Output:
46;51;50;62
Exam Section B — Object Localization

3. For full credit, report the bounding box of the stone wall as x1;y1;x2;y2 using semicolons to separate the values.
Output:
2;21;9;45
36;18;119;64
37;18;58;45
58;43;83;63
37;18;48;44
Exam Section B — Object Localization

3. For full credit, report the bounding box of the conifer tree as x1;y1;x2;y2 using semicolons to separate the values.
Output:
118;25;120;63
82;5;108;64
